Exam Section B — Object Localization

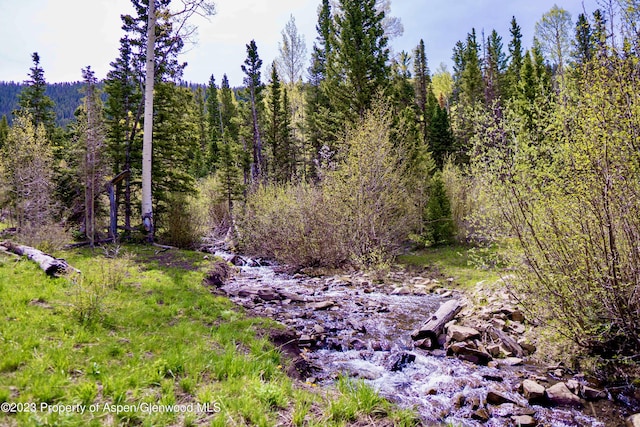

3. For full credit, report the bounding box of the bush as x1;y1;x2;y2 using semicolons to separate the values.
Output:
424;172;454;245
158;192;204;249
238;103;416;269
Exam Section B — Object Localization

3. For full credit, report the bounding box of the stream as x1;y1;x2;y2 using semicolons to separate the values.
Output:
213;253;636;426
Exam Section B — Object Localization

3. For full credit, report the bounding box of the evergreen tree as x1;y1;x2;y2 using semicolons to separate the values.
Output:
280;85;294;181
192;86;209;178
205;74;221;173
219;74;238;141
413;39;431;144
461;29;483;105
266;62;283;181
572;13;594;69
429;102;455;169
17;52;56;136
331;0;390;119
0;115;8;149
424;172;454;245
218;134;243;215
484;29;507;103
241;40;265;182
104;35;142;236
506;16;524;99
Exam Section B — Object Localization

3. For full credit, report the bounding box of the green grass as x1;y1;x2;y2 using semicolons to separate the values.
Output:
0;244;419;426
397;243;502;289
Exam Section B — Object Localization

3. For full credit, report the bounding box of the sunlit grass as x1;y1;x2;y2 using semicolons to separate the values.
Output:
0;244;419;426
398;243;502;289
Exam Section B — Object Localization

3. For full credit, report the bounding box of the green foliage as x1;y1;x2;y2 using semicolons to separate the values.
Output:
424;172;454;245
158;192;204;249
239;102;416;269
472;53;640;359
16;52;56;136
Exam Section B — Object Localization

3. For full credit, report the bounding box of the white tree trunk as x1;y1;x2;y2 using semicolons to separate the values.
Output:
141;0;156;241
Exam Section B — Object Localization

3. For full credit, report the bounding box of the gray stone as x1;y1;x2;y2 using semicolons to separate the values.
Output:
512;414;537;427
486;390;517;405
582;385;606;401
546;382;582;408
448;342;492;365
447;324;481;342
501;357;524;366
521;379;545;403
627;414;640;427
311;300;335;310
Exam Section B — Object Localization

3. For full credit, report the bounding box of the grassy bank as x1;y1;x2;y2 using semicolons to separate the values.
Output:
0;244;418;426
397;244;501;289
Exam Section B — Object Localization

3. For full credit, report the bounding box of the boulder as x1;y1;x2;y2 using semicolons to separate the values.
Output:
512;414;537;427
581;385;606;401
447;324;481;342
486;390;517;405
448;342;492;365
311;300;335;310
521;379;546;403
546;382;582;408
203;260;232;287
627;414;640;427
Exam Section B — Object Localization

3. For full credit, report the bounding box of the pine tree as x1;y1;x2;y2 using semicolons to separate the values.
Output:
429;102;455;169
280;86;294;181
424;172;454;245
104;35;142;237
219;74;239;141
331;0;390;119
17;52;56;136
0;115;8;149
413;39;431;144
506;16;524;99
485;29;507;103
205;74;221;173
572;13;594;69
192;86;209;178
241;40;265;182
461;29;483;106
266;62;283;181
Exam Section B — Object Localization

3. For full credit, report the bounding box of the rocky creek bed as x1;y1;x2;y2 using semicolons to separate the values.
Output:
205;252;640;426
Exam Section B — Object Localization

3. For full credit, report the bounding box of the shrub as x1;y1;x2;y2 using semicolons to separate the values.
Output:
423;172;454;245
158;192;204;249
237;103;416;270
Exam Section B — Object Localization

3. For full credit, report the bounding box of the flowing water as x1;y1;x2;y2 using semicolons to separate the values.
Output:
215;253;635;426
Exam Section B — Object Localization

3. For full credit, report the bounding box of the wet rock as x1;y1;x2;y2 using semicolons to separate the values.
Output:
581;385;606;401
349;338;367;350
298;335;315;347
257;288;282;301
546;382;583;408
446;324;481;342
486;390;517;405
500;357;524;366
565;379;580;393
627;414;640;427
471;408;490;421
311;300;335;310
313;324;325;335
512;414;537;427
448;342;492;365
389;352;416;372
482;373;504;382
521;379;546;403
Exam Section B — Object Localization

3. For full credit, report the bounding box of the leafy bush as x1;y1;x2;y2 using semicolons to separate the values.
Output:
158;192;204;249
473;56;640;359
238;103;416;269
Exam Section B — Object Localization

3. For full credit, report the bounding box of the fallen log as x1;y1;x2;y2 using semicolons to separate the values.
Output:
411;299;464;348
2;241;79;277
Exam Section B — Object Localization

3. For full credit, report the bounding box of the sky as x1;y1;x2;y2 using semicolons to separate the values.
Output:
0;0;600;87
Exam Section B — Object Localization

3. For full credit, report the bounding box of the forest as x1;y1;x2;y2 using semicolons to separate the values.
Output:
1;0;640;425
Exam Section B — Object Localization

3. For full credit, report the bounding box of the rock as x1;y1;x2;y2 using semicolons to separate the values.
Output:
389;352;416;372
447;324;481;342
313;324;325;335
411;299;464;344
257;288;282;301
486;390;517;405
546;382;582;408
448;342;492;365
203;260;232;287
500;357;524;366
490;317;507;330
508;321;526;335
517;339;537;355
509;310;525;322
627;414;640;427
581;385;606;401
565;379;580;393
311;300;335;310
471;408;490;422
512;414;537;427
486;326;524;357
521;379;546;403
